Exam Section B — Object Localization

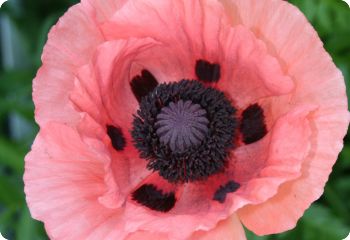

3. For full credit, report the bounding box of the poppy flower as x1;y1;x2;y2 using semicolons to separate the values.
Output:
24;0;349;239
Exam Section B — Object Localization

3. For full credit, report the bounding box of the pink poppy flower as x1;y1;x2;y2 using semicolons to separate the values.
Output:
24;0;349;239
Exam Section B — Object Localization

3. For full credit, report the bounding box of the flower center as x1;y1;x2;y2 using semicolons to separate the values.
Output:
132;80;237;183
155;100;209;152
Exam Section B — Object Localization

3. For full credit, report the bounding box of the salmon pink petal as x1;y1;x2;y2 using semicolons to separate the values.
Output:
173;105;314;229
237;108;349;235
102;0;294;107
34;3;103;126
75;114;131;209
70;38;158;126
124;214;246;240
102;0;230;80
102;0;198;83
189;214;246;240
102;0;227;56
24;122;131;239
81;0;128;23
218;0;350;235
229;105;315;208
69;38;191;199
70;37;193;125
217;26;294;107
125;232;168;240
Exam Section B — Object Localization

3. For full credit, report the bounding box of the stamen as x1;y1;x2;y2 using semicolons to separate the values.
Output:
132;184;176;212
155;100;209;152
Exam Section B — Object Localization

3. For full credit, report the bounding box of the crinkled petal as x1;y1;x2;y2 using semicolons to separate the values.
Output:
34;3;104;126
122;102;315;240
125;232;168;240
70;38;159;126
237;109;350;235
229;105;315;208
175;105;314;230
81;0;128;23
124;214;245;240
190;214;246;240
103;0;293;107
217;25;294;107
101;0;231;81
24;122;130;239
218;0;349;235
69;38;185;203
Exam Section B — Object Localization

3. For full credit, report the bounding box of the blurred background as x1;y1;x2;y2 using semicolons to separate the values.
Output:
0;0;349;239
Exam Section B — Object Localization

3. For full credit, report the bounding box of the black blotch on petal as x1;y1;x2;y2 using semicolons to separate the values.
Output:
107;125;126;151
240;104;267;144
132;184;176;212
213;181;240;203
130;70;158;102
195;59;221;82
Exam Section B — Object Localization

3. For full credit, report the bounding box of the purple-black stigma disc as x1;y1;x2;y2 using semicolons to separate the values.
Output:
155;100;209;152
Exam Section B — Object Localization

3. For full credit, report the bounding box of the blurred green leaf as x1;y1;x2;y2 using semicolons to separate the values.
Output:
326;34;350;54
323;185;350;224
247;204;349;240
338;145;350;169
0;70;35;121
316;2;334;36
0;101;34;120
0;175;23;207
0;138;25;173
0;208;16;239
289;0;319;21
245;229;270;240
301;204;349;240
0;70;33;93
16;207;41;240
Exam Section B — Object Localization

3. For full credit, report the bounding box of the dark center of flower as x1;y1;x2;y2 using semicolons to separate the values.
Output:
155;100;209;152
132;80;238;183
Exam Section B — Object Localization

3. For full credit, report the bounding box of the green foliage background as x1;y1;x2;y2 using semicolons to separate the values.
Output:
0;0;349;239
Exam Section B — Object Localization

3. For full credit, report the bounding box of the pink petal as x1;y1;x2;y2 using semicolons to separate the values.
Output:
24;122;131;239
81;0;128;23
34;3;103;126
218;0;349;234
70;39;158;126
101;0;231;81
230;105;316;208
121;102;316;240
69;39;184;201
124;214;246;240
125;232;168;240
174;105;314;230
217;25;294;107
103;0;293;107
189;214;246;240
237;109;350;235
